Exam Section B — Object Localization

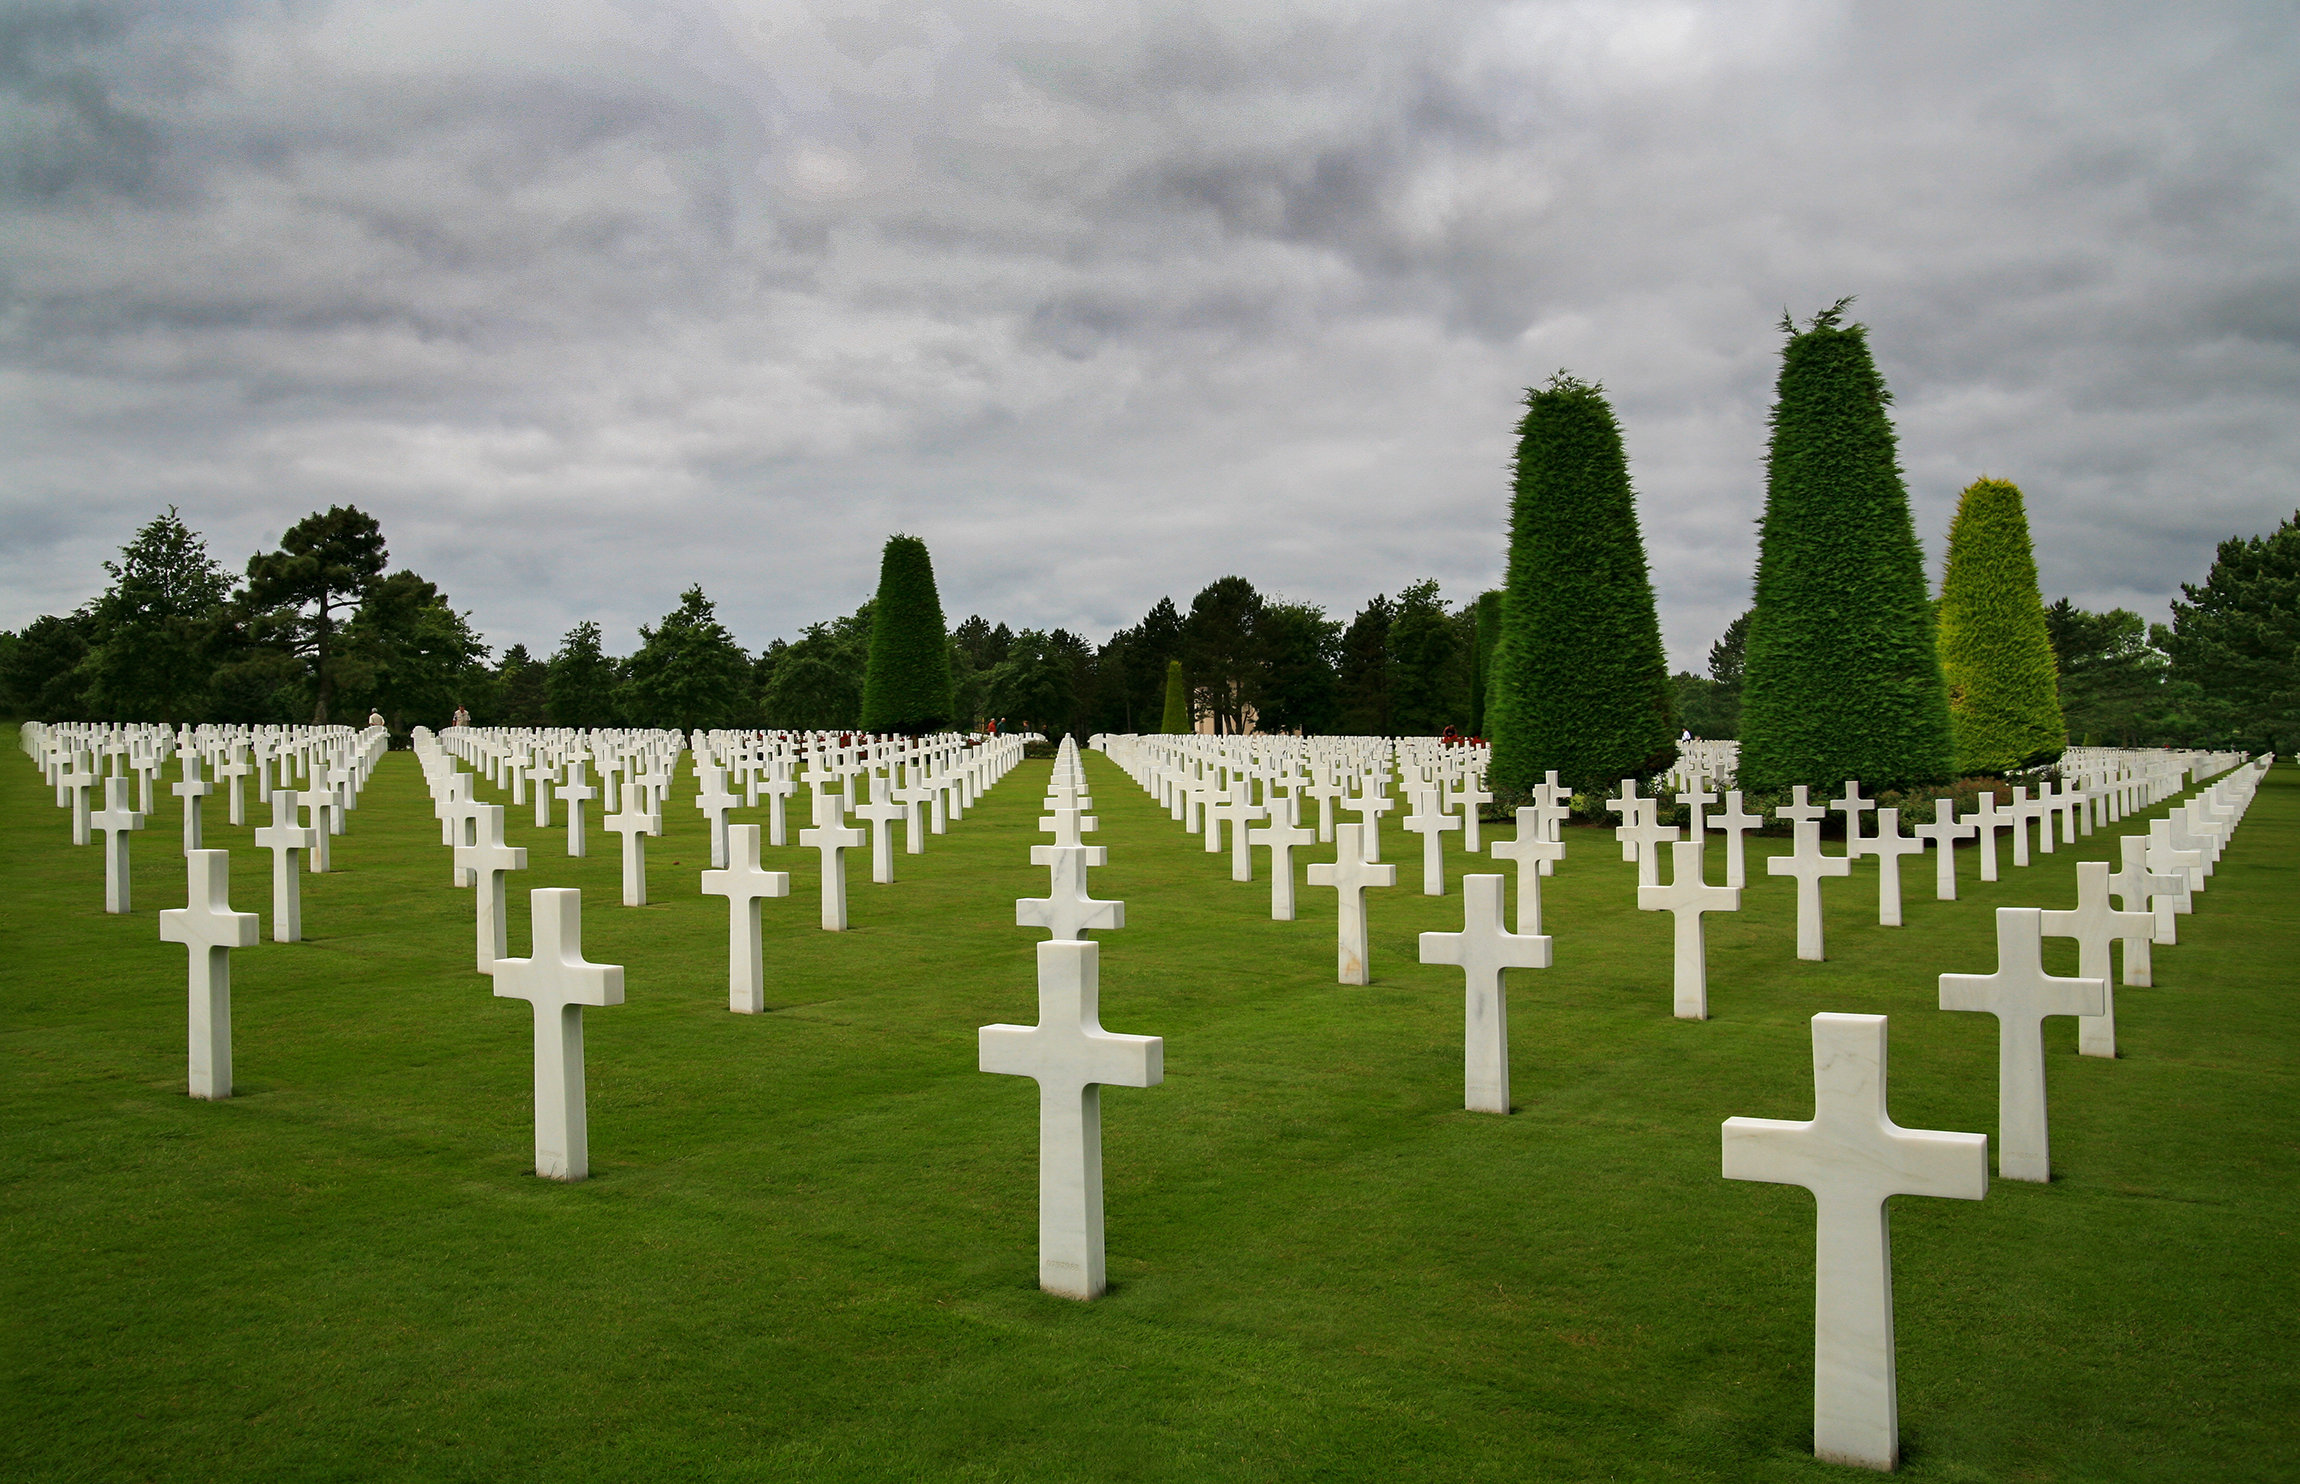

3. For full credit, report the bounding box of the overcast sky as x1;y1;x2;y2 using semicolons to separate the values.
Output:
4;0;2295;670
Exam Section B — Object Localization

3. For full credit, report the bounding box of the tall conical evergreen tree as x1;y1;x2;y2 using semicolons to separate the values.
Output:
1487;374;1675;796
1739;302;1953;793
859;534;955;734
1938;477;2066;773
1158;659;1190;733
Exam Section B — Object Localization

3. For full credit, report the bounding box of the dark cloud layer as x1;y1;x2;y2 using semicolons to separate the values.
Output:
5;0;2295;669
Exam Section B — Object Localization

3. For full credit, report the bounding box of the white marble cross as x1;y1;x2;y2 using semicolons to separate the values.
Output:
527;757;556;829
159;849;261;1101
1638;840;1741;1020
1402;787;1462;896
2040;860;2156;1060
1605;778;1641;860
488;888;625;1181
1210;782;1266;882
216;747;251;826
1938;908;2104;1182
1490;806;1565;935
1619;800;1680;888
854;773;908;885
604;793;660;907
174;754;213;854
304;789;337;873
762;767;799;847
1832;781;1876;858
1677;781;1718;843
694;766;740;870
1018;844;1124;940
701;823;790;1013
1723;1013;1988;1473
1341;784;1394;862
1247;803;1317;921
1707;789;1762;889
61;752;98;845
1454;773;1493;852
1769;819;1852;961
1419;873;1550;1112
92;776;145;914
1911;800;1975;901
1866;809;1925;928
560;758;595;858
2106;838;2179;985
1778;784;1827;828
979;939;1163;1299
1307;824;1398;984
253;788;315;942
1968;793;2011;882
799;788;867;930
453;803;528;973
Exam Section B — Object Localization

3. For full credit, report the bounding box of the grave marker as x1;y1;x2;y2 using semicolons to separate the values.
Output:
158;849;261;1100
488;888;625;1181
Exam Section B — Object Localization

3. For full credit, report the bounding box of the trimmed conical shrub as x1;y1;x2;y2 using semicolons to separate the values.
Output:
1158;659;1189;733
1939;477;2066;772
860;534;955;734
1739;303;1954;794
1486;373;1675;796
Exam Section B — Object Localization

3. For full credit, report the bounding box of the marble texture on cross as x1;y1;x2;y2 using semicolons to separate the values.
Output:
1676;782;1718;844
1638;840;1740;1020
1707;790;1761;889
1454;774;1493;852
2040;861;2156;1060
488;888;625;1181
1247;804;1316;921
1490;807;1565;935
253;788;315;942
1418;874;1550;1112
695;766;740;870
1017;844;1123;941
799;788;867;930
1769;819;1852;961
92;776;145;914
701;824;790;1013
1342;785;1394;862
1938;908;2103;1182
1210;783;1266;882
1832;782;1876;858
604;794;659;907
1968;794;2011;882
854;773;908;885
159;849;261;1100
1867;809;1925;927
1403;787;1462;896
979;939;1163;1300
453;803;528;973
559;758;594;858
1306;824;1398;984
1619;800;1679;888
174;754;213;854
1911;800;1975;901
61;753;97;845
1723;1013;1988;1473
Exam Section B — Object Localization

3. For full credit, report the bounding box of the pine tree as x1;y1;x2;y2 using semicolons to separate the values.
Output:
1938;478;2066;773
1738;303;1953;793
1469;589;1503;736
1486;374;1675;796
1158;659;1189;733
860;534;955;734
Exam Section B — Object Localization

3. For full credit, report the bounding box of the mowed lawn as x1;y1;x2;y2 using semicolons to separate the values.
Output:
3;728;2293;1482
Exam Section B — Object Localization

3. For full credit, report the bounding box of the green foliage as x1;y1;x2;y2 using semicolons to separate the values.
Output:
493;644;549;727
861;535;956;734
1183;577;1264;735
1255;601;1340;735
984;629;1080;736
621;586;751;732
2161;510;2300;750
2042;600;2194;746
546;622;621;729
1738;308;1953;793
761;603;872;731
79;508;233;725
1937;478;2066;773
1158;659;1189;733
243;505;390;723
1335;595;1394;735
1670;671;1736;740
1486;374;1676;795
1388;579;1467;735
1469;589;1503;737
338;570;489;732
2;613;93;721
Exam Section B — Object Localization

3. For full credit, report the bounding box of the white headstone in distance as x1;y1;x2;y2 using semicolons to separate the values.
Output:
604;794;658;907
798;788;867;931
1418;874;1550;1113
159;849;261;1101
1723;1013;1988;1473
91;776;145;914
701;823;790;1013
560;758;595;858
1911;800;1975;901
1769;819;1852;961
1489;806;1565;936
487;888;625;1181
1017;845;1123;941
979;939;1163;1300
453;803;528;973
1867;808;1924;928
253;789;315;942
174;754;213;854
1938;908;2104;1182
1247;806;1316;921
1708;789;1762;890
2039;860;2156;1060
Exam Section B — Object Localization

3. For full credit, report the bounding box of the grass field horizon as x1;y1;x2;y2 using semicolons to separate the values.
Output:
5;729;2292;1481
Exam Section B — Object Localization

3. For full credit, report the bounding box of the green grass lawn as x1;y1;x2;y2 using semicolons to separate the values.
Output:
4;729;2293;1482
